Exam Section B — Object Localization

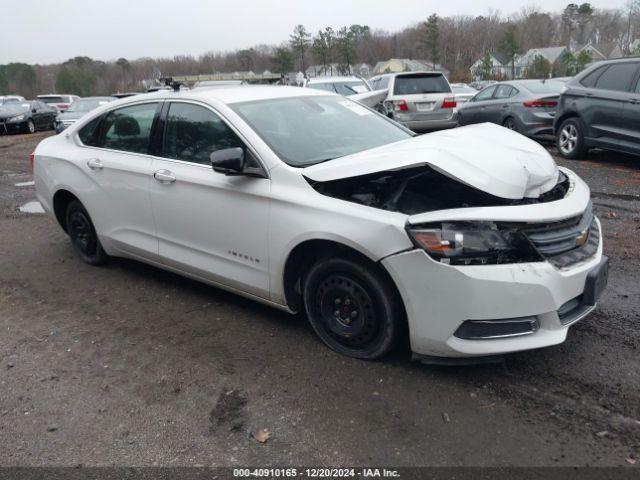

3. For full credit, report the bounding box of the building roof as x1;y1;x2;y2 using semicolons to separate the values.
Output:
491;52;510;65
577;42;623;59
527;47;568;64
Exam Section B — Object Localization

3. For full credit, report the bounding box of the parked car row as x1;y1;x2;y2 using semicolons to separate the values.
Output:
0;93;117;135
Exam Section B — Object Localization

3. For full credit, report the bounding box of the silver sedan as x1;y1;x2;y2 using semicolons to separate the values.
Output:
457;80;565;137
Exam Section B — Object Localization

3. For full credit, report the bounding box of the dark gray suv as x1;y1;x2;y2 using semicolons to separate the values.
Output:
554;58;640;159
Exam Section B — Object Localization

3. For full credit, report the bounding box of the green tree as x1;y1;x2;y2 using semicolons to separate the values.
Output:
421;14;440;69
553;51;577;76
336;27;357;74
55;67;95;96
271;47;293;75
0;66;7;93
0;63;37;97
575;50;592;72
499;25;522;79
312;30;330;74
289;24;311;72
525;55;552;78
474;53;494;80
55;57;97;96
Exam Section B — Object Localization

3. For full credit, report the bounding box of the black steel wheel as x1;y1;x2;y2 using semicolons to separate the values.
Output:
303;257;403;359
65;199;108;265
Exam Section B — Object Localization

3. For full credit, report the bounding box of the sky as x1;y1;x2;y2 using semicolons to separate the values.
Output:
1;0;628;65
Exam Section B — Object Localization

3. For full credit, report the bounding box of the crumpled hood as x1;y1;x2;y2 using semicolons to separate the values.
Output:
303;123;559;199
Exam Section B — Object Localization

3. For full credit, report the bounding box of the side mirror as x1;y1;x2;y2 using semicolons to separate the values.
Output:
210;147;245;175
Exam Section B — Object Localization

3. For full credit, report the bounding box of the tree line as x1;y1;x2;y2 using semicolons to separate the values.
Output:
2;2;640;98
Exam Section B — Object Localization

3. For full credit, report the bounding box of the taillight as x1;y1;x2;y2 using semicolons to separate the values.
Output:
392;100;408;112
523;99;558;108
58;104;69;110
29;151;35;172
442;97;457;109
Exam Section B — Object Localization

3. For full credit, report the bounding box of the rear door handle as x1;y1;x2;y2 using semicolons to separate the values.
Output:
154;169;176;184
86;158;103;170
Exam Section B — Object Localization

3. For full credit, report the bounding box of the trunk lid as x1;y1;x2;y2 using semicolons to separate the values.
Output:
302;123;559;200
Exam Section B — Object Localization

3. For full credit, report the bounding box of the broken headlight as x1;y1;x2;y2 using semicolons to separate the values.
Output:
407;222;541;266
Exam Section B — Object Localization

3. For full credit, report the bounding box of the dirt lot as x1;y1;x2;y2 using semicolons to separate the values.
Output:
1;131;639;467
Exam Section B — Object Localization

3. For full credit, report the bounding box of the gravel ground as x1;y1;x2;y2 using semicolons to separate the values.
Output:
0;131;639;467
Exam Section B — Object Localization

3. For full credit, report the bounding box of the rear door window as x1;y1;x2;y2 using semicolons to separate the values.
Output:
393;74;451;95
594;63;640;92
100;103;159;154
494;85;515;99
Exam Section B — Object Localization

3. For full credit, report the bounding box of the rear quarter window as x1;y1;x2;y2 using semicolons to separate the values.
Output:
78;116;103;147
393;74;451;95
594;62;640;92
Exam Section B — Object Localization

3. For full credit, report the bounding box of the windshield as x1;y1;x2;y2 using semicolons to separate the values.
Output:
0;103;30;113
67;99;110;112
394;74;451;95
521;81;564;94
231;95;412;167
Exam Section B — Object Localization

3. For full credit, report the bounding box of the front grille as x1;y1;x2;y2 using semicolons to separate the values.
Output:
523;204;599;268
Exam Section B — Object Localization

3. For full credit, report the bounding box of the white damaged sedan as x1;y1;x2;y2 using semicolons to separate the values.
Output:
34;86;608;361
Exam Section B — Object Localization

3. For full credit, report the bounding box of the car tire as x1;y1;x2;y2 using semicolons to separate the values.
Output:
557;117;587;159
302;256;403;360
65;199;109;265
503;117;518;132
25;120;35;134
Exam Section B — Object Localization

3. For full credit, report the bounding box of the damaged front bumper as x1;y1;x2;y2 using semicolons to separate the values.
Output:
381;170;606;358
382;226;604;357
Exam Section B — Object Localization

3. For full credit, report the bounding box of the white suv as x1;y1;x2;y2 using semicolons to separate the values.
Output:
369;72;458;131
34;86;607;361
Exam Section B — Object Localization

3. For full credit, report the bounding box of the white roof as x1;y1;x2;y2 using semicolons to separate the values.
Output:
307;76;363;83
143;85;328;105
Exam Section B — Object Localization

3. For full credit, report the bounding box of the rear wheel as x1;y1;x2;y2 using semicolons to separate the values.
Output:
503;117;518;132
302;256;403;360
65;200;109;265
557;117;588;159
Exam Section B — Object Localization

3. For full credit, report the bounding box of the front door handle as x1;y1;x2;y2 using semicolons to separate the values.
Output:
154;169;176;184
86;158;103;170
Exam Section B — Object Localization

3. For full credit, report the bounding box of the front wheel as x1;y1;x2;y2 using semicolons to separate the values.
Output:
557;117;588;159
25;120;35;134
302;257;403;360
66;199;109;265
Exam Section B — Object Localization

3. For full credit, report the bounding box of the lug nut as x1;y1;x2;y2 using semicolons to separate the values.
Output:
334;298;341;305
334;310;340;317
350;310;358;318
345;299;351;305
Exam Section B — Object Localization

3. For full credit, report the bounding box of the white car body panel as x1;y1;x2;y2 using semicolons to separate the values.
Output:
34;86;604;359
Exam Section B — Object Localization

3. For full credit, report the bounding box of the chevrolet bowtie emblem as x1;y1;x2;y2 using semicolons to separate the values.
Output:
576;229;589;247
